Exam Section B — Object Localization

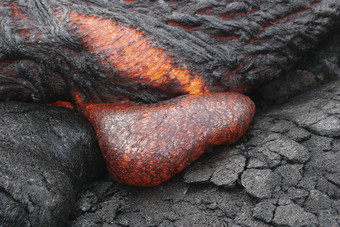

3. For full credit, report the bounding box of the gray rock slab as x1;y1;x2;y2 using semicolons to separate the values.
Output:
273;204;318;227
0;102;104;226
241;169;280;199
252;201;276;223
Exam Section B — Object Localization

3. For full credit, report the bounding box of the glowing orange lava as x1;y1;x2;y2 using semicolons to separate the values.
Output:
81;92;255;186
68;11;209;95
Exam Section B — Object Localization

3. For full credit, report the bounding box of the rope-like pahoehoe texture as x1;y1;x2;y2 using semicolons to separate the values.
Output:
1;0;339;103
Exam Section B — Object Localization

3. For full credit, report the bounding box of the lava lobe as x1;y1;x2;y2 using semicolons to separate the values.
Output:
81;92;255;187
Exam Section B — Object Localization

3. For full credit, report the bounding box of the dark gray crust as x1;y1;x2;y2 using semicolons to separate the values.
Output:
1;0;339;103
0;103;104;226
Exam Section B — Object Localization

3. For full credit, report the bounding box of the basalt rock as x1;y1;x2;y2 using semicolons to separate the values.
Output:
0;102;104;226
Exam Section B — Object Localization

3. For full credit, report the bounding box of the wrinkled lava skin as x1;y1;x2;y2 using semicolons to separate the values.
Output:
82;93;254;186
1;0;339;186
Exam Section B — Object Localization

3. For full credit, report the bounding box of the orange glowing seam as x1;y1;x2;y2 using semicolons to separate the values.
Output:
10;2;26;21
47;101;75;109
166;21;197;31
10;2;32;39
69;11;209;95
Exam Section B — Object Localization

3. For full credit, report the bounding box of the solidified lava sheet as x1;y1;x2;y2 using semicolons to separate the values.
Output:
1;0;339;104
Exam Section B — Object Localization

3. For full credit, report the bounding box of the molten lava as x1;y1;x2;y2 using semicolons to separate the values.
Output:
69;11;209;95
80;93;254;187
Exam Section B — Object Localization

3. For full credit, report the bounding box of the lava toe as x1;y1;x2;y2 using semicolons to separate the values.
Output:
81;92;255;187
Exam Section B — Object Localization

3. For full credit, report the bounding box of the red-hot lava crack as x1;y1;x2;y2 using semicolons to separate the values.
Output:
80;92;255;187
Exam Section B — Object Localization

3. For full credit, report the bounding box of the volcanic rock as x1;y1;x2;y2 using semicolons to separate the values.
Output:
0;102;104;226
